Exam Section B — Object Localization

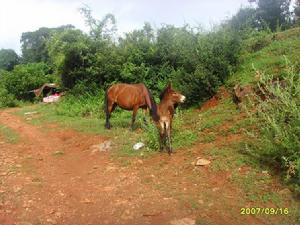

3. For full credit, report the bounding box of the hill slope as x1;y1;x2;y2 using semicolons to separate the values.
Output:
227;27;300;86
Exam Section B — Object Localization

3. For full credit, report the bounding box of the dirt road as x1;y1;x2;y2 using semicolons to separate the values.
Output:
0;109;298;225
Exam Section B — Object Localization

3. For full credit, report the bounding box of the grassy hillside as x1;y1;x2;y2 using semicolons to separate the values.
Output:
227;27;300;86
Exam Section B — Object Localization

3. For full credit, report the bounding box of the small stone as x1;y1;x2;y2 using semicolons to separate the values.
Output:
212;187;219;192
133;142;145;150
53;151;64;156
18;222;32;225
198;199;204;204
99;140;112;152
24;111;38;115
262;170;269;175
81;199;92;204
55;212;62;218
195;158;211;166
49;209;56;214
170;218;196;225
90;140;112;153
46;218;57;224
13;186;22;193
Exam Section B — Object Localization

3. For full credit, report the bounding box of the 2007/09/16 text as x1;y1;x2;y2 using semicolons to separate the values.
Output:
240;208;289;215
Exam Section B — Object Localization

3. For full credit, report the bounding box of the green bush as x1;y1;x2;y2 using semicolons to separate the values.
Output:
174;28;241;105
249;62;300;193
0;86;18;108
2;63;54;100
0;70;18;108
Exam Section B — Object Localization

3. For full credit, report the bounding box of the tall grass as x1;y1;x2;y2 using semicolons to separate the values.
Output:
54;91;105;119
0;124;19;143
249;62;300;194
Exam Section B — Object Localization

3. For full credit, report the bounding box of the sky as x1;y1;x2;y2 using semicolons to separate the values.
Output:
0;0;250;54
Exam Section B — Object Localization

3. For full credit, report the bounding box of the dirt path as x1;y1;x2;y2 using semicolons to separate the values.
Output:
0;109;298;225
0;109;193;225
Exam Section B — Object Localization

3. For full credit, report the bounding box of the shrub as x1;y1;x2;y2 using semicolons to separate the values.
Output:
2;63;54;100
0;86;18;108
0;70;18;108
174;28;241;105
249;62;300;194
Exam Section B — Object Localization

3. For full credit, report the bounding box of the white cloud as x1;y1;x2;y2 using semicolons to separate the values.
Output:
0;0;249;54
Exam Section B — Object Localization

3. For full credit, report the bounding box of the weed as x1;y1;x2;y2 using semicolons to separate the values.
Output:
247;62;300;194
0;124;19;143
201;133;216;143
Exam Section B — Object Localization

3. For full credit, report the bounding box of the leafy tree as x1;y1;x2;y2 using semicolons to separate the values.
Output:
157;25;198;72
79;6;117;41
21;25;74;63
249;0;292;31
294;0;300;24
47;29;90;89
227;7;258;35
174;27;241;105
0;49;19;71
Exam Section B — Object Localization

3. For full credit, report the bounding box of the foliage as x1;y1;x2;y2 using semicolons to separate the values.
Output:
249;0;292;31
227;7;258;37
79;6;117;40
2;63;53;100
226;27;300;86
54;90;105;118
294;0;300;25
0;124;19;143
0;73;18;108
0;49;20;71
173;27;241;105
47;23;122;90
21;25;74;64
249;63;300;193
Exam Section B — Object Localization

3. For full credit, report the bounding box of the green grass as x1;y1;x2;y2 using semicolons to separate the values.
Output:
201;133;217;143
15;103;198;159
0;124;19;143
226;27;300;86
